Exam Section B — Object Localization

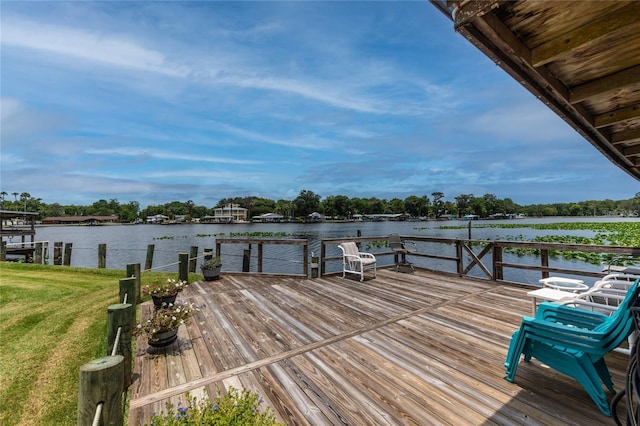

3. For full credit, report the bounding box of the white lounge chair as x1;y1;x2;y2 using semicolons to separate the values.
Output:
338;242;377;282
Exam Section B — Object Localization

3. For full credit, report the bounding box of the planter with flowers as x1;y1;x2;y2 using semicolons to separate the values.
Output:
200;257;222;281
142;278;189;309
134;301;196;349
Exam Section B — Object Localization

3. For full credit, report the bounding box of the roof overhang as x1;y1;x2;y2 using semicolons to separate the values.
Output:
430;0;640;181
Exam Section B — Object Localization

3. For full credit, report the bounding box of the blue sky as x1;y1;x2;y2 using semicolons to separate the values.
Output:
1;1;637;209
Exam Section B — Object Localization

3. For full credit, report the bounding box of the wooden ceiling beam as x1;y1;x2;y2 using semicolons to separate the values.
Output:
594;103;640;128
611;128;640;145
452;1;501;27
623;144;640;157
531;3;640;68
570;65;640;104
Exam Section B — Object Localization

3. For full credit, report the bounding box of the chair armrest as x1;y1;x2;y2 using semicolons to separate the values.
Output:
559;299;618;313
536;302;609;329
521;316;613;348
358;252;376;260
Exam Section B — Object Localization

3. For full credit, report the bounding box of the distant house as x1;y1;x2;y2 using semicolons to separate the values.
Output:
146;214;169;224
42;215;119;225
306;212;324;222
206;204;248;224
253;213;284;223
463;214;480;220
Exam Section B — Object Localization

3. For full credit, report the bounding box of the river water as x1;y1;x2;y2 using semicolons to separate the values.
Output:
31;217;638;285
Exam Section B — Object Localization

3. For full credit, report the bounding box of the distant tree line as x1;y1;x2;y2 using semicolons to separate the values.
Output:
1;190;639;223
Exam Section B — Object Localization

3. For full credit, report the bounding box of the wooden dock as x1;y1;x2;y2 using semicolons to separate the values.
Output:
129;269;630;425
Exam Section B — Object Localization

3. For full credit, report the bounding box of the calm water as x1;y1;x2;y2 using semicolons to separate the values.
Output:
31;217;638;285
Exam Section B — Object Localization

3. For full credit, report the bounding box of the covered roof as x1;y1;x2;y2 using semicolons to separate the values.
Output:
431;0;640;181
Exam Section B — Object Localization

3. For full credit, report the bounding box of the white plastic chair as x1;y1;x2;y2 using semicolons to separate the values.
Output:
338;242;377;282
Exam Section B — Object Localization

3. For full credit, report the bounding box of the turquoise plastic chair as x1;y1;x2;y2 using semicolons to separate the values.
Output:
504;279;640;416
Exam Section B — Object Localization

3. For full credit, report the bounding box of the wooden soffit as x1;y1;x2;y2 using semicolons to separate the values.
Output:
431;0;640;180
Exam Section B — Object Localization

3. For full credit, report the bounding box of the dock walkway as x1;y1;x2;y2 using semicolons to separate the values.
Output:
129;269;629;425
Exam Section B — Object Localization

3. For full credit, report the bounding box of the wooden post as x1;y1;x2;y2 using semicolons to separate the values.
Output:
311;255;319;278
257;243;263;273
541;249;550;279
242;248;250;272
178;253;189;282
204;249;213;262
119;277;137;308
493;243;503;281
468;220;472;239
35;242;43;264
215;241;221;258
54;242;63;265
63;243;73;266
126;263;141;304
98;244;107;269
77;355;124;426
455;240;463;276
189;246;198;273
0;240;5;261
320;242;326;277
303;242;309;277
43;241;50;265
107;303;134;389
145;244;155;271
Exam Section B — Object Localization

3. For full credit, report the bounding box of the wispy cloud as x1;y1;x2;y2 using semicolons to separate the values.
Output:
0;2;635;207
86;148;262;165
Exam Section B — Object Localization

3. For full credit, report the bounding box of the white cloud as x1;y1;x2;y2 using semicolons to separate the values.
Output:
85;148;262;165
2;18;187;77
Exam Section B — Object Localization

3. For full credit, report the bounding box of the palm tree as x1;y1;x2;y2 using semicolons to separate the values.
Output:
0;191;6;209
20;192;31;211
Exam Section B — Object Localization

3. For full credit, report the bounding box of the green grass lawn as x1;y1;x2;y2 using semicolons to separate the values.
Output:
0;262;199;425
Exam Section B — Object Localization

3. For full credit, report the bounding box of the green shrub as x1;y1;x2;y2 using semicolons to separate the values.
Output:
146;388;284;425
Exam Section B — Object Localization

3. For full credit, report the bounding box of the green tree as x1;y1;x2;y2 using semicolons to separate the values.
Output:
294;190;320;217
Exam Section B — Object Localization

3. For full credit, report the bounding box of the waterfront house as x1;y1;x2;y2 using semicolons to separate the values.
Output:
211;203;248;223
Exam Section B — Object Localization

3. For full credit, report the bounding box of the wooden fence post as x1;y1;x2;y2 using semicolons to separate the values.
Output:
541;249;549;279
178;253;189;282
493;243;503;281
303;242;309;277
107;303;134;389
311;255;319;278
54;242;63;265
189;246;198;273
98;244;107;269
0;240;5;261
145;244;155;271
126;263;141;304
243;248;251;272
320;242;326;277
35;242;43;264
455;240;463;276
257;243;263;273
43;241;50;265
63;243;73;266
119;277;137;308
204;249;213;262
77;355;124;426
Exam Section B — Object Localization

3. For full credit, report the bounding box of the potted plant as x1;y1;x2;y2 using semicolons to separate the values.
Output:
134;301;196;348
200;257;222;281
142;278;189;309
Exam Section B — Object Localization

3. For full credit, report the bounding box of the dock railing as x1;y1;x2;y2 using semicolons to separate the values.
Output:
76;266;140;426
320;235;640;284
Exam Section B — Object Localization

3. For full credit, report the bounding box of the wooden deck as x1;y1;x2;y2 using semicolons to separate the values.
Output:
128;269;629;425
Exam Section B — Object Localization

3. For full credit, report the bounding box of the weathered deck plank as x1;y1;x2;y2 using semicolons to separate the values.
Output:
129;269;628;425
